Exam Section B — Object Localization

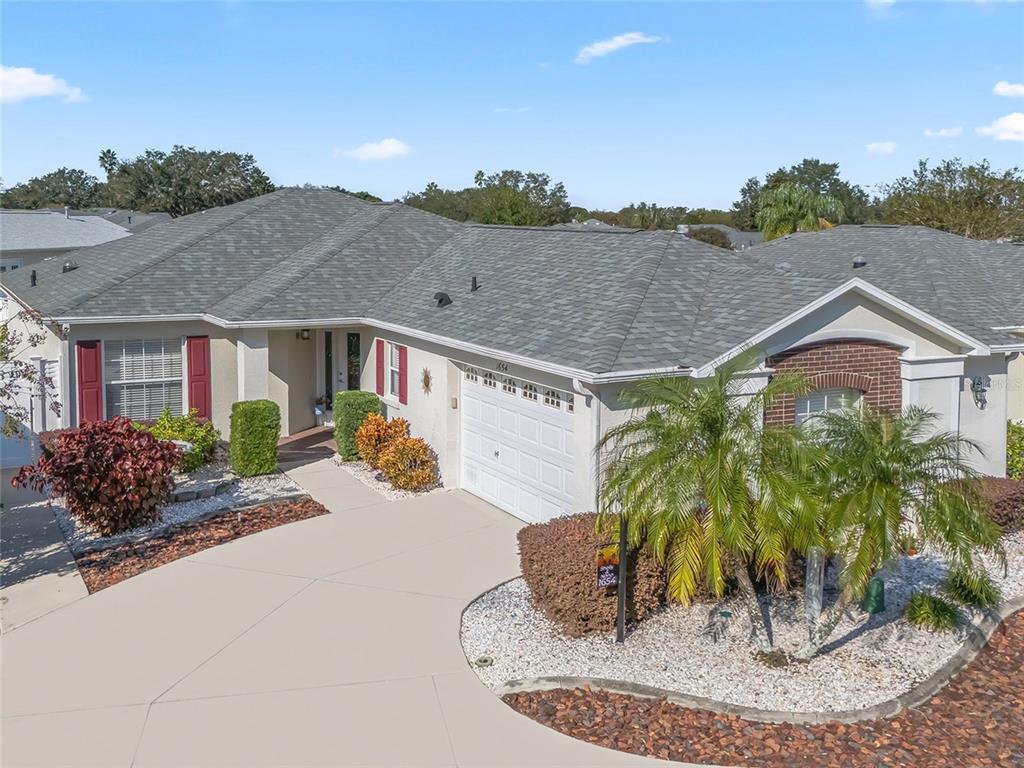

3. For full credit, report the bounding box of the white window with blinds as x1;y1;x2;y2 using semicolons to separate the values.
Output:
794;387;860;426
104;339;184;420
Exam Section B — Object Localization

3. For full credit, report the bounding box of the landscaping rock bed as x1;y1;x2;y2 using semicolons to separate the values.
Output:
462;531;1024;714
75;498;329;592
503;607;1024;767
332;455;444;501
50;471;307;554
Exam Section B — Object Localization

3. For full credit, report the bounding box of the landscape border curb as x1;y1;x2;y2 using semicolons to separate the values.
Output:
496;595;1024;725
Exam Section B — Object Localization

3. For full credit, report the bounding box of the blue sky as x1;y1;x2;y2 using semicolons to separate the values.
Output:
2;1;1023;210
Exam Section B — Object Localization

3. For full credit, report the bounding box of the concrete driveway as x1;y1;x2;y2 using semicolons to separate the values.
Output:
1;459;676;767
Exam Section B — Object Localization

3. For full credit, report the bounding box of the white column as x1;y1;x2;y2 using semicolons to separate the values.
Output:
899;356;966;433
237;328;270;401
29;356;48;432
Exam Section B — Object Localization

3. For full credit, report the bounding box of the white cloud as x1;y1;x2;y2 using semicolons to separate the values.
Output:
865;141;897;155
493;106;530;114
994;80;1024;98
923;126;963;138
575;32;662;64
335;138;411;161
0;65;87;103
976;112;1024;141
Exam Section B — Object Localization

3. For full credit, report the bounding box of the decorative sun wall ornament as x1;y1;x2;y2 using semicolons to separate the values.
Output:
421;367;433;395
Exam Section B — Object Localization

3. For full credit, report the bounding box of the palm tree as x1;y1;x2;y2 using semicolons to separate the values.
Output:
598;357;821;652
795;405;1005;659
756;182;845;241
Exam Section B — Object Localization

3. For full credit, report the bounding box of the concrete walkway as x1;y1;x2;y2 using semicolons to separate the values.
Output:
1;459;678;767
1;481;89;633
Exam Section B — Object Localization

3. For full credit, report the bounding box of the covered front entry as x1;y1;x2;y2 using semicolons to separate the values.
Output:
460;368;575;523
313;329;364;427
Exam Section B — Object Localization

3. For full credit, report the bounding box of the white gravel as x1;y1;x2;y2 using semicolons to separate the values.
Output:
51;472;307;553
461;532;1024;714
332;455;445;501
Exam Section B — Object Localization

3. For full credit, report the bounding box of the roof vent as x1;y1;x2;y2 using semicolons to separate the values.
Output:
853;255;867;269
62;260;79;273
675;224;689;235
471;276;479;292
433;291;453;308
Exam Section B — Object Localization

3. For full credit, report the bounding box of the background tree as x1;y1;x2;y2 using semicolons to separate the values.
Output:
97;148;119;179
404;170;573;226
880;158;1024;240
301;183;382;202
104;146;275;216
755;182;845;240
687;226;734;249
731;176;762;231
0;168;102;209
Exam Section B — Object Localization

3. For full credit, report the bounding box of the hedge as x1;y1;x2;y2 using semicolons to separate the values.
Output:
229;400;281;476
1009;420;1023;480
517;513;666;638
334;391;381;460
141;408;221;472
981;476;1024;535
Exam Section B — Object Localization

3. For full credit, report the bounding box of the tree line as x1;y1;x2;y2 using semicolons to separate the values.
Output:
2;147;1021;242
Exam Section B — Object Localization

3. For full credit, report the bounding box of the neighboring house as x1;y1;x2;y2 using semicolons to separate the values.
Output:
70;208;173;234
2;188;1021;524
679;223;762;250
0;209;130;273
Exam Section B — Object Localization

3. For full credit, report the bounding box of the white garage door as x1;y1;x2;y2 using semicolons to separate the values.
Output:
460;368;575;523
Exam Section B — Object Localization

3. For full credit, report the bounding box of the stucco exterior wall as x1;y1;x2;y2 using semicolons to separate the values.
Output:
64;321;238;438
1009;352;1024;424
268;330;316;436
960;354;1009;477
364;330;596;512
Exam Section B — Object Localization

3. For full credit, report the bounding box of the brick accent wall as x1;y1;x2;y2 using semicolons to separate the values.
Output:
764;340;902;425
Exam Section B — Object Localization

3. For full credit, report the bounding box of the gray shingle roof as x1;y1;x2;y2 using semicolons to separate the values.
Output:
0;209;130;252
2;190;1020;376
70;209;173;233
744;225;1024;348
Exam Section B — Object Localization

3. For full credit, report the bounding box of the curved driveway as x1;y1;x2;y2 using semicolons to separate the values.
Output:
2;459;679;767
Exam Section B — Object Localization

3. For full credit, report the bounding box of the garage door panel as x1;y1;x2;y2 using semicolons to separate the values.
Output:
461;373;575;523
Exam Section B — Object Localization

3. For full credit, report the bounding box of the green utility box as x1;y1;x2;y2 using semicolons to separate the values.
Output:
860;576;886;614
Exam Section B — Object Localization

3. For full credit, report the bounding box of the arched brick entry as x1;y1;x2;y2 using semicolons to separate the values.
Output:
764;339;903;426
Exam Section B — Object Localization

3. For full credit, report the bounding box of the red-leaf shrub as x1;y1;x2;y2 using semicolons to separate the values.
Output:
517;514;666;638
14;417;182;536
981;476;1024;534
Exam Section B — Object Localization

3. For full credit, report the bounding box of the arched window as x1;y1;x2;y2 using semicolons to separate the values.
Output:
794;387;860;425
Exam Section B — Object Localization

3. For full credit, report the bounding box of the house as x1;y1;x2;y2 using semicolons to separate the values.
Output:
1;188;1020;523
70;208;173;234
682;223;763;250
0;208;131;273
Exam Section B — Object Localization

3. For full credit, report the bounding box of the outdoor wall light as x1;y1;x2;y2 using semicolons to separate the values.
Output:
970;375;990;410
300;329;311;340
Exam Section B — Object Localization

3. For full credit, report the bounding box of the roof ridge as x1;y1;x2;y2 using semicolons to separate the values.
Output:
57;194;279;315
224;205;400;320
598;233;675;373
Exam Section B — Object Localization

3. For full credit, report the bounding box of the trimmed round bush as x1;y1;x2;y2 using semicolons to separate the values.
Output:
334;391;381;460
378;436;438;491
355;413;409;469
980;476;1024;534
14;417;181;536
141;407;221;472
229;400;280;477
517;513;666;638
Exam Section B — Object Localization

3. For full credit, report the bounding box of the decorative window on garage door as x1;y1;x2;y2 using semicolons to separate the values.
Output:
501;377;517;395
543;389;561;409
104;338;183;420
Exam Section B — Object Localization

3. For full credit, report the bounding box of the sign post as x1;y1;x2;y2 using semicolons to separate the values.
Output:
616;513;627;643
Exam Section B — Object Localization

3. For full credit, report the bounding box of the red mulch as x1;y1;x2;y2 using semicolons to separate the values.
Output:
74;498;328;592
504;610;1024;767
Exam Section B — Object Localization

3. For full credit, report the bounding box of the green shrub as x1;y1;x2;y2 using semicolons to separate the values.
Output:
142;408;220;472
333;391;380;460
1008;420;1024;480
687;226;734;250
904;591;962;632
945;567;1002;608
229;400;280;477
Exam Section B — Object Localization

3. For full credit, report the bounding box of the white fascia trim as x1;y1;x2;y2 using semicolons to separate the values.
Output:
691;277;991;378
899;354;967;381
991;326;1024;332
589;366;692;384
992;343;1024;352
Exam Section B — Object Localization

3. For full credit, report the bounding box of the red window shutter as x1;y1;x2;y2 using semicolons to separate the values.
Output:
398;345;408;405
76;340;103;423
375;339;385;395
186;336;212;419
